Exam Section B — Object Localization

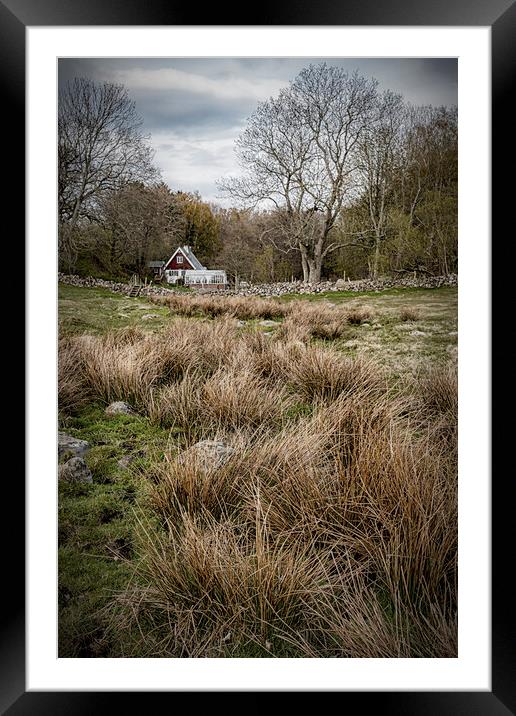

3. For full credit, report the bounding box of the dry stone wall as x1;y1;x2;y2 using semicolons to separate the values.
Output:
59;272;457;298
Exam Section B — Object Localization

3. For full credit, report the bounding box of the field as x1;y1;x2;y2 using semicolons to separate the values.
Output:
58;283;458;657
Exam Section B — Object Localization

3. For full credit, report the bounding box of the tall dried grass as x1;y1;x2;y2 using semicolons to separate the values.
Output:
59;296;457;658
152;293;287;320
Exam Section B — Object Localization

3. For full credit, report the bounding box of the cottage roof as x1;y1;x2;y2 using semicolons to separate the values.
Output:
165;246;206;271
180;246;205;270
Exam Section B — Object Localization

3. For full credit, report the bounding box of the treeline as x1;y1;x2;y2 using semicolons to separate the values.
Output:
59;69;457;283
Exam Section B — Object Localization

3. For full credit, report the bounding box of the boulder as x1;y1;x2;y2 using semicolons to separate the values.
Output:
258;320;279;328
105;401;135;417
58;432;90;459
410;330;426;337
58;456;93;484
179;440;235;470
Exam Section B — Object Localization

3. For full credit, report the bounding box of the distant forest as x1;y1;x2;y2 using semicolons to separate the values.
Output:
59;66;457;284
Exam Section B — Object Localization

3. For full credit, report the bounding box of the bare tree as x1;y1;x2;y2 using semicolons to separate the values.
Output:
58;77;157;271
93;183;186;275
219;64;379;282
357;90;405;277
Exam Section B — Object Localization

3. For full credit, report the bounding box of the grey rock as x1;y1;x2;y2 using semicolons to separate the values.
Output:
141;313;160;320
258;320;279;328
179;440;235;470
335;279;348;289
105;401;135;416
118;455;134;469
410;330;426;337
58;432;90;459
58;456;93;483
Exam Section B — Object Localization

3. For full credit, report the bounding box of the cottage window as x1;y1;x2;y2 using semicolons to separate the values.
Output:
176;255;183;264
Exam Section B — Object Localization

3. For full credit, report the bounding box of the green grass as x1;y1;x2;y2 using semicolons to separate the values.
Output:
58;284;171;335
58;404;177;656
292;287;458;374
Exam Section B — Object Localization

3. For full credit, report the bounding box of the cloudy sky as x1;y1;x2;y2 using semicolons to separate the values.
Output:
59;58;457;205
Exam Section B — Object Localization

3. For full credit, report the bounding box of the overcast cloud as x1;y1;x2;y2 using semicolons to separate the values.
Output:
59;58;457;205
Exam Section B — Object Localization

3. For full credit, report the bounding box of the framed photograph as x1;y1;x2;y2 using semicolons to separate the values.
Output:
7;0;511;709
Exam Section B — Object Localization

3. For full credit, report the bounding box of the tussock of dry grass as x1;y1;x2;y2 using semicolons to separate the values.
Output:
288;350;385;403
152;293;287;320
417;365;458;419
152;293;375;340
58;336;92;413
346;307;373;325
399;307;421;322
59;295;457;658
148;366;293;440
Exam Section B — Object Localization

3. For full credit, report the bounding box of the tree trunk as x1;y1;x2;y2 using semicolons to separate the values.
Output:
300;246;309;282
372;231;382;279
59;223;78;274
306;256;322;284
299;235;325;283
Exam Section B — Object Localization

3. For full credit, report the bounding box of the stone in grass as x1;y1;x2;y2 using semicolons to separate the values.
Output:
105;401;135;417
118;455;134;469
410;330;426;337
58;432;90;459
141;313;160;320
59;456;93;484
179;440;235;471
258;320;279;328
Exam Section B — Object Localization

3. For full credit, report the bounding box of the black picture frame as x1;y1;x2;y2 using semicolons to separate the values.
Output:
7;0;513;710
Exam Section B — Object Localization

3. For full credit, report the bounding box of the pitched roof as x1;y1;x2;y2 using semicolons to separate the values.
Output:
165;246;206;270
181;246;205;270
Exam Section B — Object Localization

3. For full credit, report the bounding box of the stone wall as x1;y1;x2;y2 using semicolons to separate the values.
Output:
231;274;457;296
58;272;457;298
58;274;175;297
